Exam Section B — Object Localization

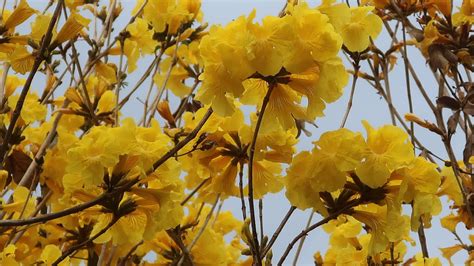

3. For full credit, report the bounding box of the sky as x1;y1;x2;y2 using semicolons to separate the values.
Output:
21;0;469;264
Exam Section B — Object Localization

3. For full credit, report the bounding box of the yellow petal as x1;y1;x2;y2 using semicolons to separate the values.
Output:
4;0;36;29
9;45;35;74
95;61;117;84
97;90;116;114
440;245;463;266
40;244;69;266
440;214;461;232
55;12;90;44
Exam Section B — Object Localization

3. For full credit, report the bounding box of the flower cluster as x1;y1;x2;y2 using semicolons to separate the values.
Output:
197;2;382;130
286;122;441;255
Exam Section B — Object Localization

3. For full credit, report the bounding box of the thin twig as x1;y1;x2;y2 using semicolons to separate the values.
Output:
292;210;314;266
177;194;220;266
278;200;361;265
261;206;296;258
180;178;210;206
248;83;275;265
146;35;181;126
150;108;212;173
238;165;247;220
259;199;264;245
117;53;163;109
340;67;359;128
417;217;429;258
0;193;106;227
0;0;64;163
119;240;144;266
0;63;10;109
53;216;120;265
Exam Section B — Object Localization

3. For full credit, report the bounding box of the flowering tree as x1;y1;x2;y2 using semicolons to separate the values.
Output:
0;0;472;265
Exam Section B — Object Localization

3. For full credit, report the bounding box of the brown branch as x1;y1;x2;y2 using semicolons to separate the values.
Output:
150;108;213;173
261;206;296;258
238;165;247;220
0;193;107;227
52;216;120;265
119;240;144;266
0;0;64;163
166;230;194;266
0;179;136;227
180;178;210;206
340;66;359;128
248;83;275;265
292;210;314;265
278;201;361;265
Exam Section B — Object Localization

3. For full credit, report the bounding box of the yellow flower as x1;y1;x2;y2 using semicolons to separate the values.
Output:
0;244;19;266
3;0;36;30
285;128;365;212
322;217;367;264
54;12;90;44
453;0;474;25
123;18;157;72
65;0;87;10
141;0;196;34
284;4;342;72
355;121;414;188
212;211;242;235
394;157;442;229
312;129;366;191
440;213;461;232
180;109;291;199
153;56;190;97
319;1;382;52
245;160;283;199
97;90;116;114
198;3;348;128
30;14;55;42
285;151;326;214
440;244;463;266
412;253;442;266
352;204;410;255
438;166;464;206
397;157;441;199
1;186;36;218
91;207;148;245
197;13;255;116
95;61;117;84
65;125;134;189
8;91;46;124
39;245;69;266
245;14;289;76
9;45;35;74
3;73;24;98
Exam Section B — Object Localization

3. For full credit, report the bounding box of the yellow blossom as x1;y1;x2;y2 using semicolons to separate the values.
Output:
453;0;474;25
3;0;36;30
8;91;46;124
319;0;382;52
54;12;90;44
97;90;116;114
30;14;54;42
1;186;36;218
39;245;69;266
356;121;414;188
9;45;35;74
123;18;157;72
